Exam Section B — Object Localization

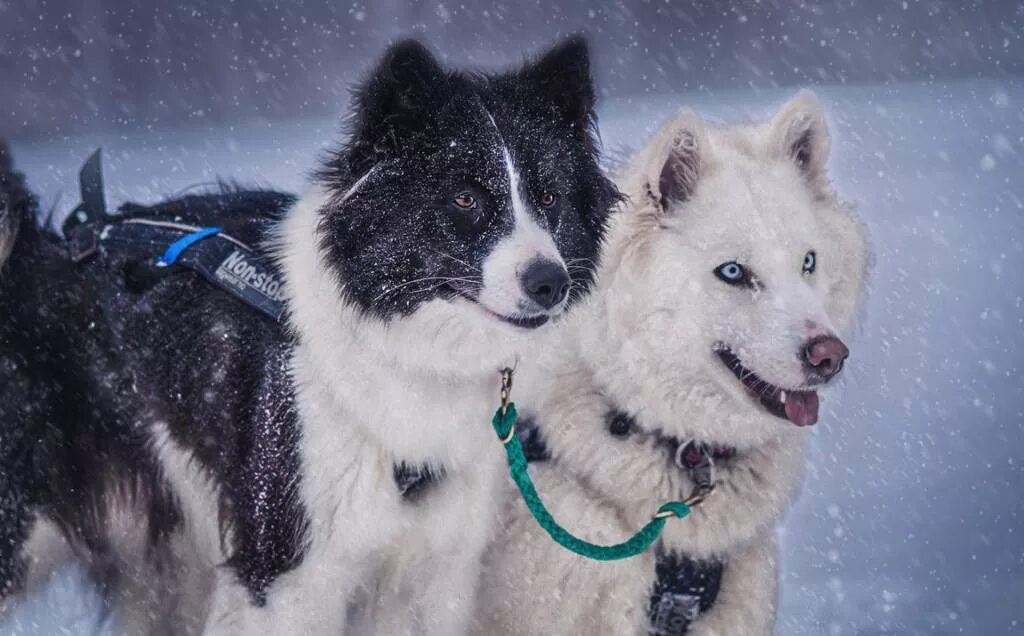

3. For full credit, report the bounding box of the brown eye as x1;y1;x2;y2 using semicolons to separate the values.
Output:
453;193;477;210
540;192;557;207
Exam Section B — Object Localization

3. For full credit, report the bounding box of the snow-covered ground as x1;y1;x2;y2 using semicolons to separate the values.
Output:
4;79;1023;635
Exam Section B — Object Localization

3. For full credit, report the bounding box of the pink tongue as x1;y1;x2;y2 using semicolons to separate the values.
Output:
784;391;819;426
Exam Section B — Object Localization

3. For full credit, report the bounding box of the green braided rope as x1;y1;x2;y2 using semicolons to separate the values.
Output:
492;402;690;561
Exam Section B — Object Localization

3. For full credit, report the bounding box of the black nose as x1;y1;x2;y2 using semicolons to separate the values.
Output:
801;335;850;381
520;260;571;310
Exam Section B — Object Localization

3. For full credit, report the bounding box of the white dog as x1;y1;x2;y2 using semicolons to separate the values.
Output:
475;92;869;635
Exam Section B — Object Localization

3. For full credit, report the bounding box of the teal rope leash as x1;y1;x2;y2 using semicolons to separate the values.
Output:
491;368;704;561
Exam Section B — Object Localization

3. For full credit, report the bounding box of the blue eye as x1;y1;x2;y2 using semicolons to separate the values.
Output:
802;251;816;274
714;261;748;285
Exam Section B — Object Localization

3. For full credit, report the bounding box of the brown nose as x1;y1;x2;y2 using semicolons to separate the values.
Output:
802;335;849;380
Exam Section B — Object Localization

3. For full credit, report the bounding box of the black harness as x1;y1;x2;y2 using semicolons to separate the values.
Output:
63;150;437;495
64;150;286;322
649;551;723;635
521;410;730;636
68;219;286;322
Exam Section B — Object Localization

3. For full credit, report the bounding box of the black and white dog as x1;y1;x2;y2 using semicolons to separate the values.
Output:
0;37;617;634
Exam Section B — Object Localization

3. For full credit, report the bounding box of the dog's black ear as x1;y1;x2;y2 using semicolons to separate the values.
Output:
0;139;36;265
349;40;446;165
0;140;19;199
645;113;705;212
771;90;830;183
0;140;13;175
521;35;596;129
0;139;33;219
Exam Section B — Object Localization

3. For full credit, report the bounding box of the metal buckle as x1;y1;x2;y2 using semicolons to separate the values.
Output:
674;440;716;508
497;367;516;444
500;367;514;415
67;224;99;263
683;484;715;508
673;439;696;470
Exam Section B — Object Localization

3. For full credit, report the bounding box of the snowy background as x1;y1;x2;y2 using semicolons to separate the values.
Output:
2;1;1023;635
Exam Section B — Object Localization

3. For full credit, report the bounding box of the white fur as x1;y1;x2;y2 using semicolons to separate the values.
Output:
203;183;565;635
5;483;213;634
477;150;567;318
150;420;228;569
96;478;213;636
0;518;72;620
475;93;869;635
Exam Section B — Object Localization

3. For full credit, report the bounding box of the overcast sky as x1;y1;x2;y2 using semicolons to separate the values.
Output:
2;0;1021;140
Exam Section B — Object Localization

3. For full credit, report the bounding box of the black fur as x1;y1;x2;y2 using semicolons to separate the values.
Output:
0;140;42;598
0;142;34;266
0;35;618;619
392;462;447;503
318;36;619;317
1;143;186;604
0;178;309;607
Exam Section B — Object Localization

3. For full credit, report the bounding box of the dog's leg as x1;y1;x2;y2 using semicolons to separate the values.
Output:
372;558;478;636
0;516;76;620
371;473;506;636
204;551;369;635
411;552;481;635
369;525;487;636
686;532;778;636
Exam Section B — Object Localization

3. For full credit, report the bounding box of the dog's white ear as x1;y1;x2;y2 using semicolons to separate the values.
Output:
771;91;830;181
645;112;706;213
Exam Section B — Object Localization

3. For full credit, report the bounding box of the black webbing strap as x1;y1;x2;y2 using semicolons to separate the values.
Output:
70;221;285;322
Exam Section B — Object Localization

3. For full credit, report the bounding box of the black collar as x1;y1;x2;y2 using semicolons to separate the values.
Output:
518;408;737;496
605;409;735;498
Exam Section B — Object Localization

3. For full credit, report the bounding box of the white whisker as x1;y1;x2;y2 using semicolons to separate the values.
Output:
372;276;483;302
428;248;481;272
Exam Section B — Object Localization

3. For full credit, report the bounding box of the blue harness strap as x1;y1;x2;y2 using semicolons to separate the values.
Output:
157;226;223;267
71;220;286;322
62;148;284;322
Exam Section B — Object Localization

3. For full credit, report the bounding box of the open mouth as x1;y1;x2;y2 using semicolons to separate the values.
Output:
714;346;819;426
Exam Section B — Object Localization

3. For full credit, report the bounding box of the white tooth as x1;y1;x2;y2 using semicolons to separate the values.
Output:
780;390;787;404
